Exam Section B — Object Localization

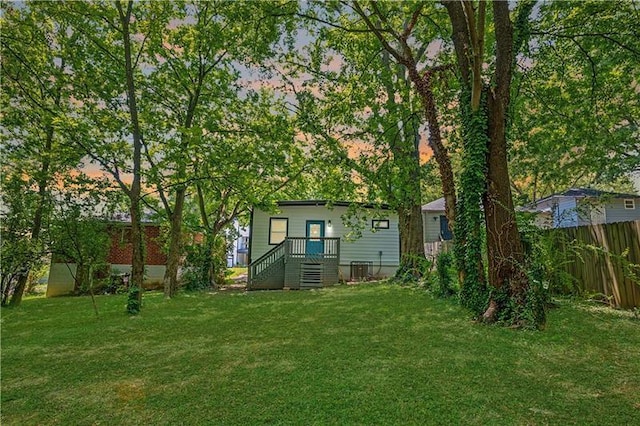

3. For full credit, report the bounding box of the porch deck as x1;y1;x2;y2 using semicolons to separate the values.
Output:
248;237;340;290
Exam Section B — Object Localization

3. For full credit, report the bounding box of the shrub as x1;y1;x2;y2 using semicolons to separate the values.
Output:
434;251;457;298
394;254;433;285
181;238;227;291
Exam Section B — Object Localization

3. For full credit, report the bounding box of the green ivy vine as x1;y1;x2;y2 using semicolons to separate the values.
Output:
454;88;490;316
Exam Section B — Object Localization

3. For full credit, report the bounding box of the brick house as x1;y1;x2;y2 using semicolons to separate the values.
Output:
46;222;168;297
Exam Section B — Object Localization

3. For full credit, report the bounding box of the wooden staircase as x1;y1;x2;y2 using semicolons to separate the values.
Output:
248;241;286;290
248;237;340;290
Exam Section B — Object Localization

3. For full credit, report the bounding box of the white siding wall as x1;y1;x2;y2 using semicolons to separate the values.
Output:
46;263;166;297
422;211;443;243
46;263;77;297
555;197;578;228
251;204;400;276
605;198;640;223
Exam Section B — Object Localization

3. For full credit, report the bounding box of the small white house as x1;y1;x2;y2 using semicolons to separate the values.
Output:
421;198;453;259
248;201;399;289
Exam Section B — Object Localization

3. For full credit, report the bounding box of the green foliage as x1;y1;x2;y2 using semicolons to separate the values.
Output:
181;237;228;292
126;286;141;315
510;1;640;201
101;272;130;295
489;279;547;330
295;2;440;257
1;2;84;305
434;251;457;298
518;216;578;296
181;245;213;292
0;175;42;305
394;254;432;285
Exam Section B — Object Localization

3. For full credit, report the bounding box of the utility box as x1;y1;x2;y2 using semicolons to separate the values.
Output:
350;261;373;281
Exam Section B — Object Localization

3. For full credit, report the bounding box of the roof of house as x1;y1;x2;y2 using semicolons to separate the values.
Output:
276;200;393;210
421;197;445;212
531;188;639;205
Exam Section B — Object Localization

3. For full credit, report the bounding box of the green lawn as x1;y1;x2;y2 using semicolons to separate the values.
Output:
2;284;639;425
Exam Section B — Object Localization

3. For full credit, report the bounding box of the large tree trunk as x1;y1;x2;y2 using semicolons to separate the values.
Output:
444;1;542;326
380;53;426;264
481;1;530;320
484;94;529;308
353;3;455;277
398;204;424;257
398;110;426;262
160;76;201;298
162;187;185;298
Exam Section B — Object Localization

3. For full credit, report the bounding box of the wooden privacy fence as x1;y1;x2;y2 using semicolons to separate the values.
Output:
548;220;640;309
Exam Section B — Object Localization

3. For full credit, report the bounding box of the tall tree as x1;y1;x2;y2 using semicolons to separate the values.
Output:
1;3;81;306
141;0;298;297
443;1;544;324
296;1;458;274
59;1;169;313
510;0;640;201
191;89;306;287
348;1;458;232
292;15;429;271
317;1;544;326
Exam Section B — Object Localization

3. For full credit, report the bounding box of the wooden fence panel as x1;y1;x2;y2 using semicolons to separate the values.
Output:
549;221;640;308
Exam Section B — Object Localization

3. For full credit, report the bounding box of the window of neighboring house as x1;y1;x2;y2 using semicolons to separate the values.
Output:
624;199;636;210
238;236;249;250
269;218;288;245
372;219;390;230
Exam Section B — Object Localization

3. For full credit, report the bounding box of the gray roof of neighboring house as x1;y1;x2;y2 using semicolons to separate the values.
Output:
422;197;446;212
530;187;638;205
556;188;638;199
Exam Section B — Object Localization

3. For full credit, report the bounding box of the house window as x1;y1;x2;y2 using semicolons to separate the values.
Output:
372;219;390;229
624;199;636;210
238;237;249;250
269;218;288;245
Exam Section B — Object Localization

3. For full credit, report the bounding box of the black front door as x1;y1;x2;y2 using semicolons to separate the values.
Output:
439;215;452;241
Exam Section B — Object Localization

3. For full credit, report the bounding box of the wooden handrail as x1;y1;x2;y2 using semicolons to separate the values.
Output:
249;241;286;282
285;237;340;257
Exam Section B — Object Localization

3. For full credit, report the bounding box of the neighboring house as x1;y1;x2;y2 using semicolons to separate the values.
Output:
421;198;453;259
47;222;167;297
227;222;249;267
523;188;640;229
248;201;399;290
421;198;452;243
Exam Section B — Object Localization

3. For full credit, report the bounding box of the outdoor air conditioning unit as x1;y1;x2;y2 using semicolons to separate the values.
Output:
350;261;373;281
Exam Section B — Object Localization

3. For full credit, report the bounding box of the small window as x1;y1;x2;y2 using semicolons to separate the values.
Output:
269;218;288;245
624;199;635;210
372;219;389;229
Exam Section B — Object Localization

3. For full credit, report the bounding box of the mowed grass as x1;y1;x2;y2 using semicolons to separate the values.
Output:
2;284;639;425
